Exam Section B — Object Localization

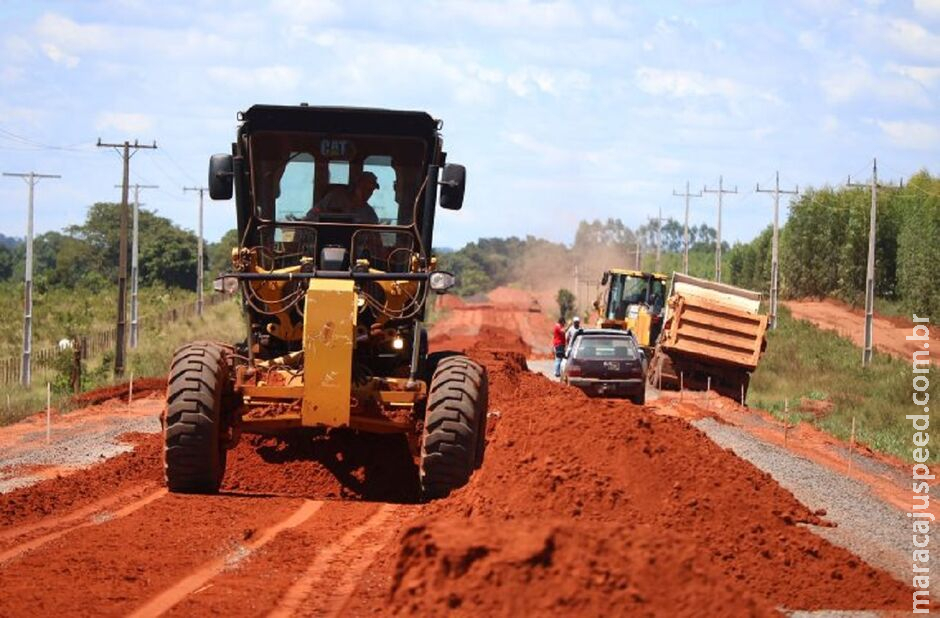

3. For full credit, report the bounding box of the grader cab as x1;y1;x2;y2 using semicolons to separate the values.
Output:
163;105;487;499
594;269;668;351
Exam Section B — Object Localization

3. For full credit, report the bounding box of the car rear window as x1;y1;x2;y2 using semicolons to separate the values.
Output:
574;337;637;360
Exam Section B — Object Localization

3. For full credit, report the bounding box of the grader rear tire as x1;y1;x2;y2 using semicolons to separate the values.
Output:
164;342;230;494
419;355;487;500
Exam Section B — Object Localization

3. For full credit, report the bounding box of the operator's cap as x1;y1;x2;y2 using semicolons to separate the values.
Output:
360;171;380;190
573;316;581;323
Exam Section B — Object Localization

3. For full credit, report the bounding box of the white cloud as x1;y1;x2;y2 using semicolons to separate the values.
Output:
505;67;589;97
881;18;940;60
750;126;776;141
35;12;111;56
819;58;930;106
40;43;79;68
888;64;940;87
432;0;583;31
206;65;302;94
914;0;940;19
635;67;775;104
797;30;823;52
819;60;874;103
270;0;344;24
877;120;940;150
95;112;155;134
649;156;684;174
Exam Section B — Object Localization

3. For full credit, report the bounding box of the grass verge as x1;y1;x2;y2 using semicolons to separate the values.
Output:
749;306;931;463
0;299;244;427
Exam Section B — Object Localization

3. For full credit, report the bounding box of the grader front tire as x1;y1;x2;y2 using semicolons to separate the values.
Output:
419;356;488;500
164;343;230;494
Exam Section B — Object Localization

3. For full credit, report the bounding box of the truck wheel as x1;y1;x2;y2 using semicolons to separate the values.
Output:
164;342;230;493
419;355;487;500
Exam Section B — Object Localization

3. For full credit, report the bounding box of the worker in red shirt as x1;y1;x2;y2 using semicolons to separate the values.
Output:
552;317;566;377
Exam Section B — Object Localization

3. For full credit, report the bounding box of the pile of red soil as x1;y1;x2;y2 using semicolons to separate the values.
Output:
388;353;910;616
72;378;167;407
221;430;419;503
430;325;531;359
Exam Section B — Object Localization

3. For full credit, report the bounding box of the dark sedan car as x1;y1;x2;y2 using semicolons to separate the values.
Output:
562;329;647;404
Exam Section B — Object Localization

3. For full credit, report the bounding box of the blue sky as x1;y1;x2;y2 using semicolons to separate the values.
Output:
1;0;938;249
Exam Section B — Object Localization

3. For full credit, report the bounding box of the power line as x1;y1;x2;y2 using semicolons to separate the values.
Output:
97;138;157;377
160;148;199;185
0;127;94;153
757;172;798;330
672;181;702;275
703;175;737;283
2;171;61;386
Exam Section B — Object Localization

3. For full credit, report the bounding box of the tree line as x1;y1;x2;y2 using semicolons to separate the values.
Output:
727;170;940;316
0;203;237;293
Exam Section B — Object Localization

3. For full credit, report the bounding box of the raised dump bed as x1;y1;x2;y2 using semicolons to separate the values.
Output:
650;273;768;400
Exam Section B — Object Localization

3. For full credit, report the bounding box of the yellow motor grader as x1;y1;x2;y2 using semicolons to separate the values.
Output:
593;269;668;351
164;104;487;499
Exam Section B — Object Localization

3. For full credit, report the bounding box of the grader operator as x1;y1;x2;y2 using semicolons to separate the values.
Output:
163;105;487;500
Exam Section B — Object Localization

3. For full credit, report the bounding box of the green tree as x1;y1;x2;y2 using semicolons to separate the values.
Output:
208;228;239;276
67;202;200;290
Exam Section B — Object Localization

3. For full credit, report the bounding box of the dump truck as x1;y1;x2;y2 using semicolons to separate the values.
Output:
593;269;669;351
163;104;487;499
647;273;768;400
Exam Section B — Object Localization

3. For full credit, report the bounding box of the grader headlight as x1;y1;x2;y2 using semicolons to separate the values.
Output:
429;271;456;293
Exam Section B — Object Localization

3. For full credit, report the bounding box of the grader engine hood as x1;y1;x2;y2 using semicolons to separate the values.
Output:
302;279;357;427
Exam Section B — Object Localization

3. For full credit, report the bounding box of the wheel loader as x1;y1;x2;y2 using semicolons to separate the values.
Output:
163;104;487;499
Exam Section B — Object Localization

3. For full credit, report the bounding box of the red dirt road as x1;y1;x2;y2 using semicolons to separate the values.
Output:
785;298;935;361
0;293;912;616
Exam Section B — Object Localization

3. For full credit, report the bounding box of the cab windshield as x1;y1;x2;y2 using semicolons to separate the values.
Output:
249;131;428;226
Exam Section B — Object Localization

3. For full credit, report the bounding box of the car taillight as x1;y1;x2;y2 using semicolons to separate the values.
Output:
567;362;582;377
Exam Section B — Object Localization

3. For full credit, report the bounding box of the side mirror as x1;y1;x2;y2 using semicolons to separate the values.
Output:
601;271;609;285
209;154;234;200
439;163;466;211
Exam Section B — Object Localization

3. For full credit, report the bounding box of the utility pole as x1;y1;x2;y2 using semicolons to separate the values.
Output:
634;240;642;270
98;139;157;376
757;172;798;331
848;159;900;367
116;183;158;348
184;186;208;316
673;181;702;275
648;206;666;273
3;171;60;386
703;176;737;283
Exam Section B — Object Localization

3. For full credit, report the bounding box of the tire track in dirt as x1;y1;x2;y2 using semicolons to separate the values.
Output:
0;492;304;616
0;486;166;564
129;499;325;617
269;503;400;618
162;501;410;617
0;482;156;546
